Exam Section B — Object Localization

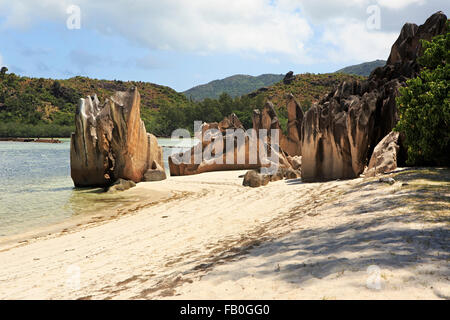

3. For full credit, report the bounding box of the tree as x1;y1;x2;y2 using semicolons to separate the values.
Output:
51;80;62;97
395;23;450;166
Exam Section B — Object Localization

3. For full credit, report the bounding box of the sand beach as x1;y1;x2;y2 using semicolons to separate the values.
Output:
0;168;448;299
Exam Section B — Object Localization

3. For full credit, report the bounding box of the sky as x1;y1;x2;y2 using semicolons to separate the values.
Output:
0;0;448;92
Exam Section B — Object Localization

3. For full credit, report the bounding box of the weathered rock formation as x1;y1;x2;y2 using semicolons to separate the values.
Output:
287;155;302;171
251;103;298;170
252;100;303;157
169;112;294;176
365;131;400;177
301;11;448;182
70;87;166;187
169;113;259;175
283;71;295;85
283;94;303;156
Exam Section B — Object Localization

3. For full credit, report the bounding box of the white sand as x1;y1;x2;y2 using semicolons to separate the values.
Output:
0;170;448;299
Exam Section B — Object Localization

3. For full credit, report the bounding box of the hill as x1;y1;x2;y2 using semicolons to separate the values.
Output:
0;73;189;137
174;72;364;134
244;73;364;111
0;71;363;137
335;60;386;76
183;74;284;101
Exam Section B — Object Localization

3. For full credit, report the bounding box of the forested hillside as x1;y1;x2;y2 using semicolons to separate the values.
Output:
0;71;188;137
0;69;362;137
183;74;284;101
158;73;363;135
335;60;386;76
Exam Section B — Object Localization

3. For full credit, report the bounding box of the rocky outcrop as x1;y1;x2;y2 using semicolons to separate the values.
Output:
169;113;260;176
252;101;282;133
365;131;400;177
251;103;298;169
287;155;302;171
283;71;295;85
283;94;303;156
70;87;166;187
248;87;269;98
301;11;448;182
169;112;294;176
251;99;303;157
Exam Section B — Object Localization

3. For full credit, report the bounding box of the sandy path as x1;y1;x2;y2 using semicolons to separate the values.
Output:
0;169;448;299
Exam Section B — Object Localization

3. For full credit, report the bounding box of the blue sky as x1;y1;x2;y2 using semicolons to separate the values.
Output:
0;0;448;92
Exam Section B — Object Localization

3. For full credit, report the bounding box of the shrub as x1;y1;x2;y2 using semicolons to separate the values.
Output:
395;23;449;166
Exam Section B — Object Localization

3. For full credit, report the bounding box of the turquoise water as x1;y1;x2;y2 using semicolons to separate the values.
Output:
0;138;194;237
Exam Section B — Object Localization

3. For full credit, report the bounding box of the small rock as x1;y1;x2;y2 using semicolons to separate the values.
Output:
243;170;270;188
107;178;136;192
143;161;167;182
284;168;301;180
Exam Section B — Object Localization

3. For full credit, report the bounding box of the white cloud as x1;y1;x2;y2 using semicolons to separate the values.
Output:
377;0;426;10
0;0;68;29
321;20;398;62
0;0;447;65
0;0;313;60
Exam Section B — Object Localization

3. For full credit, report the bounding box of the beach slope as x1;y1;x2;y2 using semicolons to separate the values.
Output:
0;169;448;299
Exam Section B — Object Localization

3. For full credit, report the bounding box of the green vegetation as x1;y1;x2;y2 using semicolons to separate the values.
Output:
183;74;284;101
0;74;188;137
395;24;449;166
0;122;74;138
336;60;386;76
157;73;362;135
155;93;265;136
244;73;364;111
0;70;362;138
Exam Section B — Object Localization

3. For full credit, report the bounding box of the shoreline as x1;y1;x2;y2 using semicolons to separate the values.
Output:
0;169;448;299
0;137;64;143
0;183;173;251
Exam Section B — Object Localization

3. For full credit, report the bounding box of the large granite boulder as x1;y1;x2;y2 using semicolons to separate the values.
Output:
251;102;304;168
169;113;260;176
169;112;293;176
252;99;303;157
70;87;166;187
301;12;447;182
365;131;400;177
283;94;303;156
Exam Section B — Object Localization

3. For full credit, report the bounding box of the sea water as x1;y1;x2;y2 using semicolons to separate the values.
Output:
0;138;194;237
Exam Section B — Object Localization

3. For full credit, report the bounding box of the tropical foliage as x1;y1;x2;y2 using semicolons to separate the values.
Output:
395;24;450;166
0;71;362;137
183;74;284;101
